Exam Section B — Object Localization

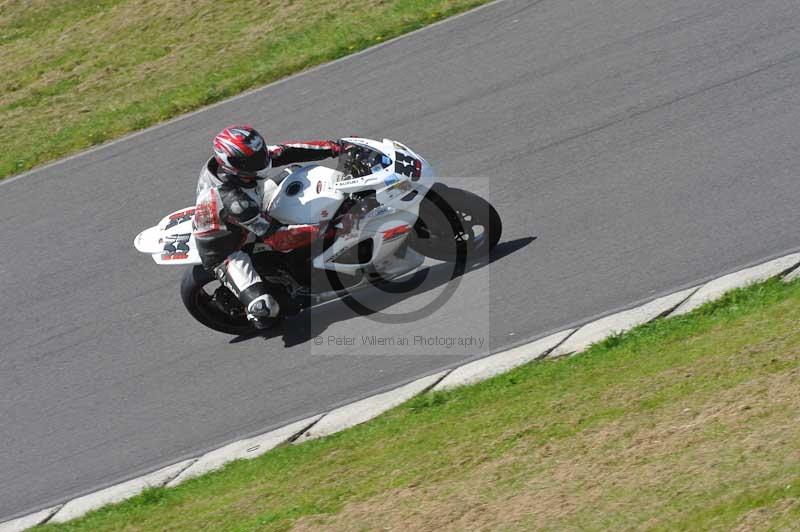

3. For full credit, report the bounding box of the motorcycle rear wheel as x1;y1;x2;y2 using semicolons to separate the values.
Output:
180;265;277;335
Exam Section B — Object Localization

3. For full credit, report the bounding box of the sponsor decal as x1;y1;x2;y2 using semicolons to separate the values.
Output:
382;224;411;242
161;233;192;260
384;175;399;187
164;208;196;230
320;209;329;218
383;179;413;201
365;205;392;219
316;180;322;194
327;245;351;262
389;180;412;192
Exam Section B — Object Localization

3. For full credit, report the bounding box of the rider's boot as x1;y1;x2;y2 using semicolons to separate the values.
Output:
246;293;280;328
214;251;280;328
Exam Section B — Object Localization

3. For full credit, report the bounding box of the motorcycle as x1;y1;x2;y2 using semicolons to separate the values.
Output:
134;138;502;334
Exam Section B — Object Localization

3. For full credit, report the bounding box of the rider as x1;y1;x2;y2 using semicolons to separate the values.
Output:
193;125;341;328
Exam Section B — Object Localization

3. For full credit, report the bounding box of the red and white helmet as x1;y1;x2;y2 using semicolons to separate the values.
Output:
212;125;270;185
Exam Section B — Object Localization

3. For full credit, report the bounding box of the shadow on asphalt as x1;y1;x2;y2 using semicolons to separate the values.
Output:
229;236;536;348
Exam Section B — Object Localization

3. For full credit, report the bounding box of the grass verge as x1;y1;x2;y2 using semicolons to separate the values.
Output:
0;0;491;180
35;277;800;531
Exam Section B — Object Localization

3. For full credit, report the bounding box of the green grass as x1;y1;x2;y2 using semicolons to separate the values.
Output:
35;277;800;531
0;0;491;179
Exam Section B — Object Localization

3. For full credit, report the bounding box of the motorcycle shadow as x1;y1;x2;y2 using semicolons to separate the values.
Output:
230;236;536;347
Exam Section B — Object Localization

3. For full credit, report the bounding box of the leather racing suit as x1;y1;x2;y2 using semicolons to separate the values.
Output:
192;140;340;324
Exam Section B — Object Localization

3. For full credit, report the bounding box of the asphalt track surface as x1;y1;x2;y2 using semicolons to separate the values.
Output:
3;0;800;521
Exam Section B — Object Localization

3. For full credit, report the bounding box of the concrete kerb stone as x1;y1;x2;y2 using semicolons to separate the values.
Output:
294;371;450;443
670;253;800;316
166;415;324;487
432;329;574;391
548;287;700;359
0;506;62;532
47;459;196;524
782;263;800;283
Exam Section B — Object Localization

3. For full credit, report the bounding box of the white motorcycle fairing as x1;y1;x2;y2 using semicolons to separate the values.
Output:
134;137;435;278
134;206;202;265
267;165;344;224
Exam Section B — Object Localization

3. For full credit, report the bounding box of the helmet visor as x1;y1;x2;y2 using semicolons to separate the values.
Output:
230;148;269;175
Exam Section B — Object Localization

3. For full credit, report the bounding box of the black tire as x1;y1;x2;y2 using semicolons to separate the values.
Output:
180;265;265;335
410;185;502;261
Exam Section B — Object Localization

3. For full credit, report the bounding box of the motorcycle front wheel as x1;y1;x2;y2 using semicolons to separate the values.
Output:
410;184;502;262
